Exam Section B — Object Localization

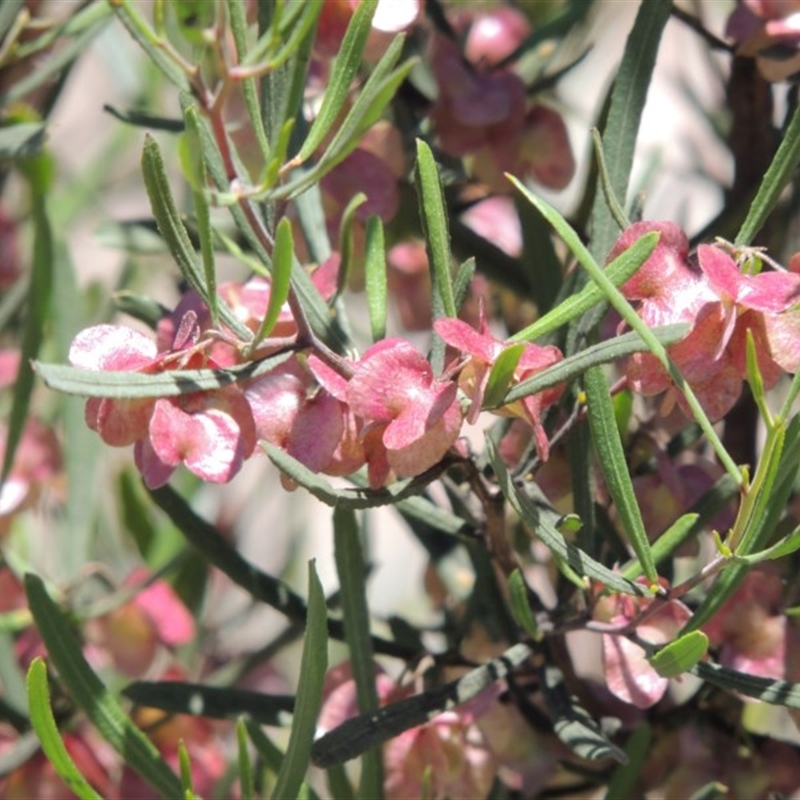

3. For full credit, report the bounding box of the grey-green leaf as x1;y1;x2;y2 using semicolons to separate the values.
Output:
271;560;328;799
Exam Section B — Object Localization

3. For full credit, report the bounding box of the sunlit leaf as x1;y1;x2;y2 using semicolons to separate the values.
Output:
584;364;657;584
26;659;102;800
649;631;708;678
271;560;328;799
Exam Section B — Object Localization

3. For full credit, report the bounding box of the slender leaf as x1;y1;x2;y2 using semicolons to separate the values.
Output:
508;570;540;640
736;100;800;246
604;724;651;800
510;177;742;484
0;122;46;163
587;0;672;262
141;134;251;340
508;231;659;343
584;365;657;583
296;0;378;161
26;659;102;800
2;4;113;107
2;188;52;487
251;217;294;349
693;661;800;709
148;484;309;621
365;216;388;342
487;438;649;596
182;106;219;326
227;0;270;158
245;718;285;776
312;643;533;768
265;442;447;510
147;483;413;661
591;127;630;230
122;681;294;726
621;513;699;580
271;560;328;799
24;574;182;798
108;0;191;92
483;344;525;410
271;39;414;201
333;508;383;799
504;324;688;404
295;179;332;264
337;193;368;297
540;663;627;763
34;350;292;398
237;718;255;800
177;741;195;798
0;0;25;44
415;139;456;320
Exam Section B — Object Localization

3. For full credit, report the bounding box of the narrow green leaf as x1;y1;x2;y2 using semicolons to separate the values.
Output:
604;724;651;800
483;344;525;410
365;216;388;342
621;513;699;580
508;232;659;343
295;180;333;264
141;134;251;340
108;0;191;92
26;658;102;800
337;193;368;297
264;443;447;509
251;217;294;349
452;257;476;312
516;196;562;314
0;0;25;44
587;0;672;262
736;100;800;245
333;508;383;799
508;570;540;640
237;718;255;800
270;40;414;202
122;680;294;726
24;575;183;799
738;523;800;563
745;328;771;424
504;325;688;404
591;127;630;230
326;764;357;800
178;740;195;797
296;0;378;162
263;119;296;187
34;351;291;398
227;0;270;159
271;560;328;800
510;177;743;485
312;643;533;768
2;188;51;487
584;365;657;584
415;139;456;320
0;122;46;163
649;631;709;678
487;438;649;596
2;4;113;107
182;106;219;327
148;484;310;622
245;719;285;777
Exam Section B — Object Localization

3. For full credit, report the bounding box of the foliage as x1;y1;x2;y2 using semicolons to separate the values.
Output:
4;0;800;798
